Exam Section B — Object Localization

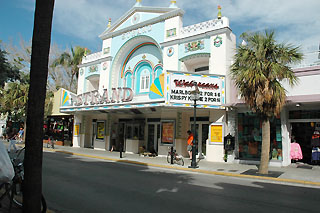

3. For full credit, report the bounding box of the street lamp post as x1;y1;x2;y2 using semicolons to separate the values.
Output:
189;82;200;168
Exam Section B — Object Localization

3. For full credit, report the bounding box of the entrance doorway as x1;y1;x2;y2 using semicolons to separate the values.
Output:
191;122;209;156
118;123;126;152
91;121;97;148
291;122;315;163
147;123;160;154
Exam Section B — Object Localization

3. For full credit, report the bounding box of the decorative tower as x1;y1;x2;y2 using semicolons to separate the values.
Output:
169;0;177;8
135;0;142;7
108;18;111;28
217;5;222;19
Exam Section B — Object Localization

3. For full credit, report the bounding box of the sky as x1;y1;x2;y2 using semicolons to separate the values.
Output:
1;0;320;66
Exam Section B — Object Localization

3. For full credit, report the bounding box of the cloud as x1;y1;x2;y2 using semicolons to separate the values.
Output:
21;0;320;57
180;0;320;51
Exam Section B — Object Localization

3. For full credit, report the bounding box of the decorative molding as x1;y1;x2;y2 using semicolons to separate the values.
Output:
160;27;230;47
213;36;223;47
184;40;204;52
100;8;184;40
103;47;110;54
131;13;140;25
102;62;108;70
89;65;98;73
166;28;176;38
179;53;210;62
79;68;84;76
167;47;174;57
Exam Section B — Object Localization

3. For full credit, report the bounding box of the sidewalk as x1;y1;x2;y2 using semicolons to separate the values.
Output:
47;144;320;187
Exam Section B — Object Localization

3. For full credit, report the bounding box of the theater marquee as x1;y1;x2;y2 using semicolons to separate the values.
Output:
167;72;225;106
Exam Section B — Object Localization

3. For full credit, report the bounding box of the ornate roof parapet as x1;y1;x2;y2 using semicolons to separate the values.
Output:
180;17;229;38
82;51;103;64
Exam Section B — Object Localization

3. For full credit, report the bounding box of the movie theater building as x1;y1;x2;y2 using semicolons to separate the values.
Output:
60;0;236;162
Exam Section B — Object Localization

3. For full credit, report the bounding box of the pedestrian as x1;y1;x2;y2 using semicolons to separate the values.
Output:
7;128;18;153
5;126;11;140
187;130;194;160
110;130;116;152
18;127;24;143
1;125;6;140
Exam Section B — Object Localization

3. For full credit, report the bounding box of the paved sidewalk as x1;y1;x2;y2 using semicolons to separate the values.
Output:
46;144;320;187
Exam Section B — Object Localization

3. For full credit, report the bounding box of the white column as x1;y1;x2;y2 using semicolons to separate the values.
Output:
72;114;82;147
281;108;291;166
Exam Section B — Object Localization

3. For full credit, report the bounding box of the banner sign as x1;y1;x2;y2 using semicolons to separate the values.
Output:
209;122;224;144
161;120;175;146
168;72;224;106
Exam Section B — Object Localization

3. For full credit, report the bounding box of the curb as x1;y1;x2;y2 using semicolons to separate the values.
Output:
54;150;320;187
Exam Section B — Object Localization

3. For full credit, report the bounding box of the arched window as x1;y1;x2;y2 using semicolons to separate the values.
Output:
155;67;163;79
140;69;150;92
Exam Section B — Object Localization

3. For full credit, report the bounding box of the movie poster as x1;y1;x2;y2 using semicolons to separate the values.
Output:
161;120;175;146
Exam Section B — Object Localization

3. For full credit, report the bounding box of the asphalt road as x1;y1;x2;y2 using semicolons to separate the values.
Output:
43;151;320;213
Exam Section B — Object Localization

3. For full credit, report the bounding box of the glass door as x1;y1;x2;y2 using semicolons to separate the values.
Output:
118;123;125;152
91;122;96;148
191;123;209;156
147;123;160;154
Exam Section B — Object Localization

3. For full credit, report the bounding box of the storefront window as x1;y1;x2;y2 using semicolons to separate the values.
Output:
238;113;282;160
125;121;144;140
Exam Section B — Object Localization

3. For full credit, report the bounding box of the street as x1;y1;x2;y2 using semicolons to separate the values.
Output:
43;151;320;213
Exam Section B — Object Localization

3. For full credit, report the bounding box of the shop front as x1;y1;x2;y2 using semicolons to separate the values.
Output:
289;109;320;164
237;112;282;162
228;63;320;166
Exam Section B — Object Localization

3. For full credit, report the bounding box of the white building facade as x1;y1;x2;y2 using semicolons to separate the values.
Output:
60;0;236;162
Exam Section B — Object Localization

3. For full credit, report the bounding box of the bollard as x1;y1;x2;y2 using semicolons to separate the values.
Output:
120;142;123;158
170;146;174;164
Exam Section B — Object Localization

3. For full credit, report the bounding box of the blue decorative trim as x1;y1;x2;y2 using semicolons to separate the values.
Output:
149;103;159;106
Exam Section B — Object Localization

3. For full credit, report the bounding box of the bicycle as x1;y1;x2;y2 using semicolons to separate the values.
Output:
0;147;47;212
46;137;55;149
167;147;184;166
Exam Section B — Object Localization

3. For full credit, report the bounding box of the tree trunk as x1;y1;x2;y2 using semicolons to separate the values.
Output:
23;1;55;212
258;119;270;174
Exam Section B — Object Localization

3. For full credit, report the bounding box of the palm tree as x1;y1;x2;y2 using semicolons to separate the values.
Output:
230;30;303;174
0;80;29;121
23;0;54;212
52;46;89;91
